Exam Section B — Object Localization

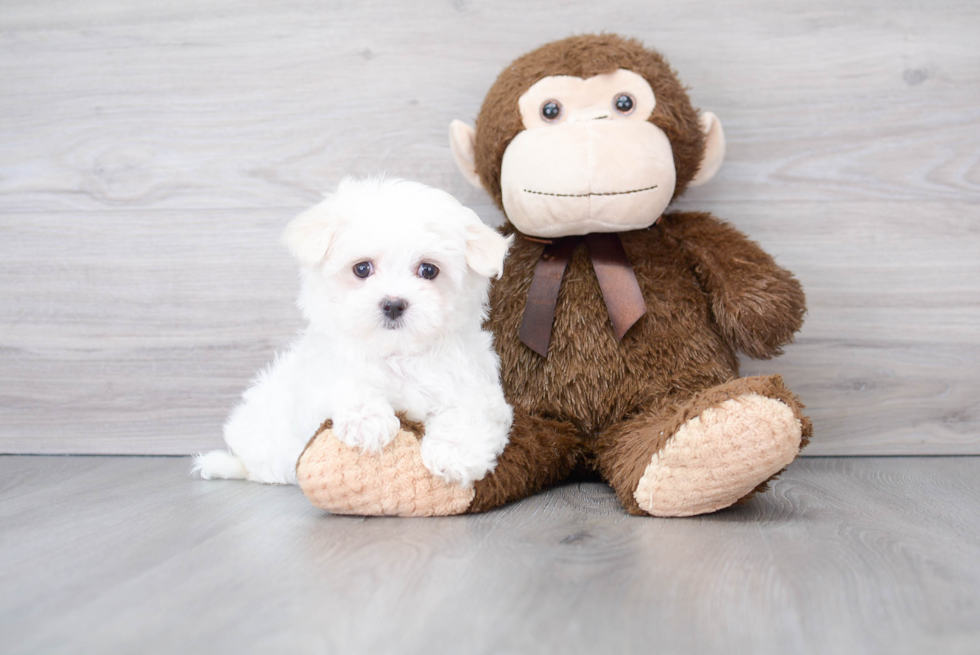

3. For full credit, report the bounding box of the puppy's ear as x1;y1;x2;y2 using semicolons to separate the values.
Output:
282;202;341;268
465;217;513;279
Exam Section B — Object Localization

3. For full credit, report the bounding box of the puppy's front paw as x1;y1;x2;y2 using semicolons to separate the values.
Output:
420;430;498;488
332;403;400;453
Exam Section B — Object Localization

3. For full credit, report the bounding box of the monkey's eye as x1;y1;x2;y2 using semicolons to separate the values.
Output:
540;100;562;122
353;261;374;278
417;262;439;280
614;93;635;115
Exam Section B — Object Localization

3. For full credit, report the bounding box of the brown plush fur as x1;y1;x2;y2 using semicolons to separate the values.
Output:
470;407;582;513
473;33;705;210
487;217;805;427
461;34;810;517
597;374;812;514
468;213;808;513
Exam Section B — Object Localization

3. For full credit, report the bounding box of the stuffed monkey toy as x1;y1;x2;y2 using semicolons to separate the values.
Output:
297;34;811;517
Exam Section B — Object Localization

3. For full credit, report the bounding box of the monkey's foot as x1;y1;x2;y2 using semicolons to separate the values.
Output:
296;419;474;517
634;390;803;517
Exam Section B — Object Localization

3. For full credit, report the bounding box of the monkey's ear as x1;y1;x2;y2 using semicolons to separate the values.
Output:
465;219;513;279
449;120;484;190
689;111;726;187
282;202;341;268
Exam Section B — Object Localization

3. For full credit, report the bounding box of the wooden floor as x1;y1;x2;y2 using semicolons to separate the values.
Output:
2;456;978;654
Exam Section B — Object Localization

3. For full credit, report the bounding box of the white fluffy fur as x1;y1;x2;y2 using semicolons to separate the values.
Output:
193;177;514;487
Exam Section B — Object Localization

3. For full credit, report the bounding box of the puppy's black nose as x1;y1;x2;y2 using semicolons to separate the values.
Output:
381;297;408;321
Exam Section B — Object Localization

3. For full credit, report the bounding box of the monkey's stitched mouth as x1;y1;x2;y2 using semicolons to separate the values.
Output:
522;185;658;198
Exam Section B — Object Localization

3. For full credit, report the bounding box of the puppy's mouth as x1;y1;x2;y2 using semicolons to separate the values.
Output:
382;318;404;331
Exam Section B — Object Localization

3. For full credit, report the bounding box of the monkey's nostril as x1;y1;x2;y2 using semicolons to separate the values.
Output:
381;297;408;321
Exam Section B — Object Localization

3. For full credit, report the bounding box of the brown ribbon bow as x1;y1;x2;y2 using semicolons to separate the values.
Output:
519;233;647;357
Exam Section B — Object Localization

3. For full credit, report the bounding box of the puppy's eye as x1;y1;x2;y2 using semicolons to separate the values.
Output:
614;93;635;115
417;262;439;280
540;100;562;122
352;261;374;279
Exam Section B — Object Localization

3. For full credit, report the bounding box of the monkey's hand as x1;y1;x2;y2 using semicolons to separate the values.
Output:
660;212;806;359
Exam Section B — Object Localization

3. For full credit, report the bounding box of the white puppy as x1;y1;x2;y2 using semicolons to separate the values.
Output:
194;177;514;487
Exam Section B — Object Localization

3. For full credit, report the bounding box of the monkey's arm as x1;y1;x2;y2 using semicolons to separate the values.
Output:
659;211;806;359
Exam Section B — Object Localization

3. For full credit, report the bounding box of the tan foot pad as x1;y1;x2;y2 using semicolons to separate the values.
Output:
634;393;802;517
296;427;475;517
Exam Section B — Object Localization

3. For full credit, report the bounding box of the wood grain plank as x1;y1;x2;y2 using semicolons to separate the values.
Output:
0;0;977;214
3;198;977;454
1;0;979;454
1;456;979;654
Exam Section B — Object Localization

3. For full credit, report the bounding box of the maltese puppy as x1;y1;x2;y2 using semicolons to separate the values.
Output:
194;177;514;487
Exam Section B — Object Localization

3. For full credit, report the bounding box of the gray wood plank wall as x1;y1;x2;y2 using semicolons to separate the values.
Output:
1;0;978;455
